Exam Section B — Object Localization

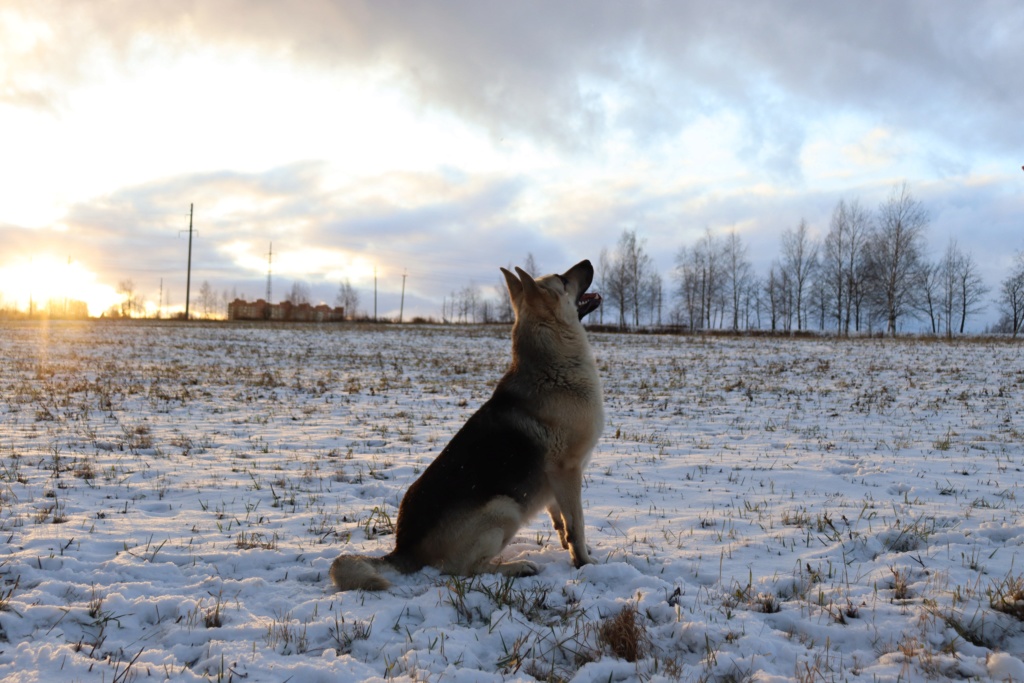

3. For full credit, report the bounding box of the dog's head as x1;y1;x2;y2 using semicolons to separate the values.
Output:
501;260;602;325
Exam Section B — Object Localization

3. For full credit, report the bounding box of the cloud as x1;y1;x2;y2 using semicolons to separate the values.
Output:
34;163;555;307
8;1;1021;172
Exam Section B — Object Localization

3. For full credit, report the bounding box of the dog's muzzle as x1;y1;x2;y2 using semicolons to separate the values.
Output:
577;292;602;320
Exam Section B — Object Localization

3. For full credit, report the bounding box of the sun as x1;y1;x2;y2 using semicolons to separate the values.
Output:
0;255;120;317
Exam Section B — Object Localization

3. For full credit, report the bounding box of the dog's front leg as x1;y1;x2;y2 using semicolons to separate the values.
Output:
546;503;569;549
549;467;593;567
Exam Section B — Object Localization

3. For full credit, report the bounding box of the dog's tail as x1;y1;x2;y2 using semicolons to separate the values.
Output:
330;553;401;591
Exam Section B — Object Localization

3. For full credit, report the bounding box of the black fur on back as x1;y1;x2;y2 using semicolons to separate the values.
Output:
393;380;547;560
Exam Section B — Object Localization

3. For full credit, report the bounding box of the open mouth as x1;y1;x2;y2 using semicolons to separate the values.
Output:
576;291;602;320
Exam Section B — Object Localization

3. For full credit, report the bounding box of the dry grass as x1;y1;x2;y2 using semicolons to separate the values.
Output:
988;571;1024;620
597;602;649;662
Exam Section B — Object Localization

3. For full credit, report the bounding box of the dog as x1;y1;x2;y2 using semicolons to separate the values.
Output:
330;259;604;590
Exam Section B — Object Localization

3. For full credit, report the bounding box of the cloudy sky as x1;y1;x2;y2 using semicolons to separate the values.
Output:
2;1;1022;325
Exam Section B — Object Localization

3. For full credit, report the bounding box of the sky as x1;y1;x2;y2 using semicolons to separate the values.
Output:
1;0;1022;326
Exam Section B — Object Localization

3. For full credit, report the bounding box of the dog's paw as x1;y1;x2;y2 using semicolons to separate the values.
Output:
517;561;540;577
497;560;539;578
570;547;595;568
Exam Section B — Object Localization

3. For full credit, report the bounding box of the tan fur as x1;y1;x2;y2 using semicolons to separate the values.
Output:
330;260;603;590
329;555;392;591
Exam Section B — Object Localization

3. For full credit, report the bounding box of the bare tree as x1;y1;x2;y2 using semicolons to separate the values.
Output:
996;251;1024;337
952;245;988;335
603;231;652;329
118;279;137;318
821;202;848;332
701;229;728;328
763;262;791;332
748;276;764;330
761;266;773;331
463;284;479;323
822;199;871;335
674;244;703;330
493;272;514;323
198;280;216;319
865;183;928;336
594;250;610;325
220;288;232;319
845;201;872;334
335;279;360;319
597;247;624;328
808;273;830;331
442;291;455;323
624;230;654;327
915;261;943;334
723;229;753;331
781;219;818;331
646;271;663;327
446;284;480;323
284;281;311;305
478;297;493;323
457;288;469;323
675;228;725;330
916;237;987;337
523;253;540;277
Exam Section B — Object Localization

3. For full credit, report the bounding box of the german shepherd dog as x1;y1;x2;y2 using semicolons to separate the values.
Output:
330;260;603;590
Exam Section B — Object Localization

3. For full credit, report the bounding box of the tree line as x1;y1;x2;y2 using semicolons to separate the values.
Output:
449;183;1020;337
90;183;1023;334
590;183;1023;337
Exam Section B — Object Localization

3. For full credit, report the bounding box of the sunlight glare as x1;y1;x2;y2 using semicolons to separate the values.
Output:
0;256;119;317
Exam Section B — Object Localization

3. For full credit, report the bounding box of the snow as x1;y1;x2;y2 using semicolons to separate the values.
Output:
1;320;1022;682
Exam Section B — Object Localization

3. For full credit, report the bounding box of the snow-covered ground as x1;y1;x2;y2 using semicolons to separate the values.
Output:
1;321;1022;682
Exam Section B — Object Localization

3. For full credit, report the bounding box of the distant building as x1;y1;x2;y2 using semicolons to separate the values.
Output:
228;299;345;322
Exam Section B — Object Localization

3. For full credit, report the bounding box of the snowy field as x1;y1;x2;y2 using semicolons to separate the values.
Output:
1;320;1023;683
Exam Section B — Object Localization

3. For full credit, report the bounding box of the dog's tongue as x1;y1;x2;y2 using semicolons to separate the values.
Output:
577;292;602;320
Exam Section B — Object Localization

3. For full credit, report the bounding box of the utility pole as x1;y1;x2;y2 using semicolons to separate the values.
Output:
159;278;164;319
266;242;273;302
183;203;194;320
373;266;378;321
399;269;407;323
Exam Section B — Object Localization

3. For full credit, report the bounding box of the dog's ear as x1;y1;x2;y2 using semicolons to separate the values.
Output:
501;267;523;312
513;267;541;302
